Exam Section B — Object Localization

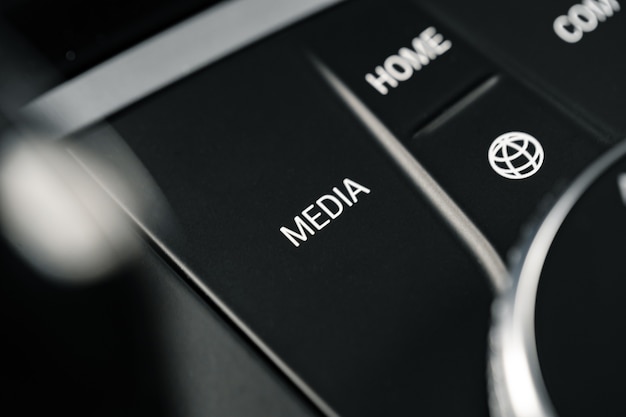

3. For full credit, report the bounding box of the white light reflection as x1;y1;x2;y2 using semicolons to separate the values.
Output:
0;137;138;283
618;173;626;206
501;338;546;417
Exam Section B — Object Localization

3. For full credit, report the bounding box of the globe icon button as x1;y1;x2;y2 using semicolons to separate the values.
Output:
488;132;545;180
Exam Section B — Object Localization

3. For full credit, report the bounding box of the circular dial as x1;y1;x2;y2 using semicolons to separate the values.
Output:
489;140;626;417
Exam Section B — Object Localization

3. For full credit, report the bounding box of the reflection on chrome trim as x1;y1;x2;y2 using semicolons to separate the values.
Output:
314;58;510;293
20;0;343;139
489;140;626;417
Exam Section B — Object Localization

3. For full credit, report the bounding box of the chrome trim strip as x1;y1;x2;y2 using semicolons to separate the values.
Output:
314;58;510;293
21;0;343;138
490;139;626;417
69;127;342;417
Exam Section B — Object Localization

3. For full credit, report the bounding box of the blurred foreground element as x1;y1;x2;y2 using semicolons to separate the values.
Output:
0;133;139;283
0;236;173;417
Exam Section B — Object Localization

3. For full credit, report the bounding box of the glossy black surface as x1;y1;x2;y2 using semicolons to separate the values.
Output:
103;32;493;417
410;77;606;255
298;0;492;140
2;0;626;416
0;236;318;417
1;0;224;79
413;0;626;141
536;152;626;417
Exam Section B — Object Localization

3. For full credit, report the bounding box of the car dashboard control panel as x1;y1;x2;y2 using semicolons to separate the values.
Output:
1;1;624;416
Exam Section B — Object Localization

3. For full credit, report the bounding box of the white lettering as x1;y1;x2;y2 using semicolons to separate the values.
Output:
316;194;344;219
333;187;354;207
398;37;436;69
365;27;452;95
554;15;584;43
583;0;620;20
280;216;315;248
343;178;371;203
280;178;371;247
569;4;599;31
301;204;330;231
365;66;398;95
420;26;452;55
384;55;414;81
554;0;620;43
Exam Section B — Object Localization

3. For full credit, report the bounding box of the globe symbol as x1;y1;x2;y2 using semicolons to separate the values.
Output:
488;132;545;180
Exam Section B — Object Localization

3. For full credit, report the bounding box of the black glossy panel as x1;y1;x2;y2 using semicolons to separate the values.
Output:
413;0;626;141
409;78;606;255
107;34;493;417
298;0;492;140
536;154;626;417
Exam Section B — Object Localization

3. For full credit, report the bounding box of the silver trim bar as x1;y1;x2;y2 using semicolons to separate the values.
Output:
314;58;510;293
21;0;343;138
